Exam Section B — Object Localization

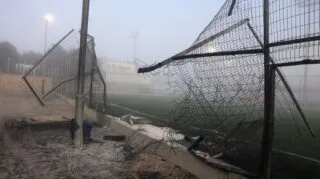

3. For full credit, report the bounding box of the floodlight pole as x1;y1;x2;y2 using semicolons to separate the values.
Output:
41;18;49;95
74;0;90;148
44;19;48;54
260;0;275;178
132;32;139;65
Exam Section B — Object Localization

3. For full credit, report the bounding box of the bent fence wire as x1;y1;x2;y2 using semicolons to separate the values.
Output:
138;0;320;177
23;30;107;111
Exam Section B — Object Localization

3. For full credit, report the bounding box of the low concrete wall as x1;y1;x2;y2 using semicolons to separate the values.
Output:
106;119;247;179
0;73;52;93
60;95;248;179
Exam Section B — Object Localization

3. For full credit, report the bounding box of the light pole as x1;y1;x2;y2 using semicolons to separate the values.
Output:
42;13;54;94
44;13;54;53
132;31;140;64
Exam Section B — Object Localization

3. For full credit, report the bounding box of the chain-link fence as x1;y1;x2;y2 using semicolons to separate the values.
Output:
22;29;107;111
138;0;320;178
13;0;320;178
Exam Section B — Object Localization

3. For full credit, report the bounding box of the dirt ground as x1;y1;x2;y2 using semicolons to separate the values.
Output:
0;93;197;179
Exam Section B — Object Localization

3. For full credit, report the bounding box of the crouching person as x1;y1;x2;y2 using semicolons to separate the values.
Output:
70;118;93;144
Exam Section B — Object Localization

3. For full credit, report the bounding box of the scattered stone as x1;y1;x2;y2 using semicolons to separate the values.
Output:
103;135;126;141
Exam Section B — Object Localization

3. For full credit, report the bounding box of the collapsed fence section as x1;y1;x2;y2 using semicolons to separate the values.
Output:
138;0;320;178
23;30;107;111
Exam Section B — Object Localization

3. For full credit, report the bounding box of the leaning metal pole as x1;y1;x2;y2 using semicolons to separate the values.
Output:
74;0;90;148
92;47;108;110
138;19;249;73
260;0;274;178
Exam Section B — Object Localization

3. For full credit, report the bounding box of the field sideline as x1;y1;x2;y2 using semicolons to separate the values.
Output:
92;93;320;165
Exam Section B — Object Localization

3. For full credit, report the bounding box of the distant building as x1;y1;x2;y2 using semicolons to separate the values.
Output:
15;63;34;75
102;60;152;94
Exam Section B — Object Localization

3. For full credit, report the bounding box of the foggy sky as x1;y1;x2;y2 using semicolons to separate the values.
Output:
0;0;224;63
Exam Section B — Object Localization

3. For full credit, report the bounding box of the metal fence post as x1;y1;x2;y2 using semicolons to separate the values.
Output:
260;66;276;179
260;0;274;178
74;0;90;148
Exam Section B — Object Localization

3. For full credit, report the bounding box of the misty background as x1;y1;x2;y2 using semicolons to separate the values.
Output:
0;0;226;96
0;0;319;106
0;0;225;62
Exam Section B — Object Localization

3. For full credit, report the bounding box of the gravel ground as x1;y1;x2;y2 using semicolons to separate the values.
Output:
0;118;197;179
0;93;197;179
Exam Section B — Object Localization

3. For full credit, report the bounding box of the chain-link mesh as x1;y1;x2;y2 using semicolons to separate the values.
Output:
23;30;107;111
137;0;320;177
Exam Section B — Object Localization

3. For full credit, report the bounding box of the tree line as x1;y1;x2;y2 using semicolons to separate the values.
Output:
0;41;106;82
0;41;74;74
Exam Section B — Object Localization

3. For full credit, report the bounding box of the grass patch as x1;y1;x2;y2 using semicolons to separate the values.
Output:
91;92;320;177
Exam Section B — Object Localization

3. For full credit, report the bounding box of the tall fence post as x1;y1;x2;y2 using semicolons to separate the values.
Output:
260;66;276;179
89;39;108;111
74;0;90;148
260;0;274;178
